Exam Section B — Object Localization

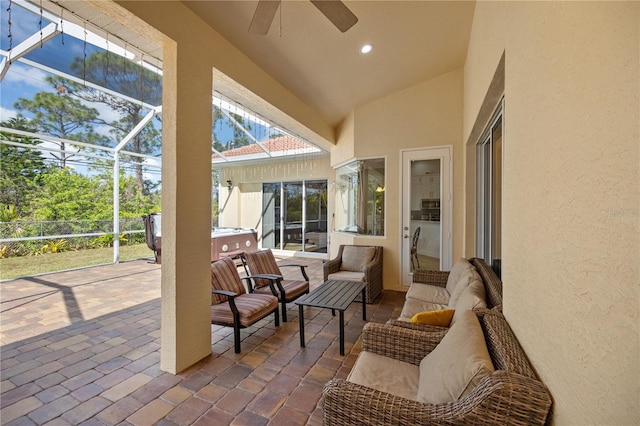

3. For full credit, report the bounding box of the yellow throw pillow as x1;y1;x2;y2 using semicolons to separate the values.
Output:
411;309;455;327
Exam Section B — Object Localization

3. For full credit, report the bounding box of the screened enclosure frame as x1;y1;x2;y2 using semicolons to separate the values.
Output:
0;0;325;268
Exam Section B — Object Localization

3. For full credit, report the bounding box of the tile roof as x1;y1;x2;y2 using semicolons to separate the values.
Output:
212;135;318;160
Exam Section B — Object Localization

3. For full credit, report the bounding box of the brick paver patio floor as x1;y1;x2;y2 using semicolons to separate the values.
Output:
0;256;405;425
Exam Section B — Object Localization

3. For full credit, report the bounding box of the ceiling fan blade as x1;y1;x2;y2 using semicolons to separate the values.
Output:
310;0;358;33
249;0;281;35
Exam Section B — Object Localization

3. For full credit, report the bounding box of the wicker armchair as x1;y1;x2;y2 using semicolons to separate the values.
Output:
323;245;383;303
323;309;552;425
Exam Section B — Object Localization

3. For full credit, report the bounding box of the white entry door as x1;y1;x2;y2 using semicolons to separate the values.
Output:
401;146;452;286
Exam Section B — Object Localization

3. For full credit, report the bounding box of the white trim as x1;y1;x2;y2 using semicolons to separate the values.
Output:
400;145;453;286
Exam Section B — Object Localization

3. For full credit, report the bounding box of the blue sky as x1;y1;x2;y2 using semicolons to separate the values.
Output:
0;0;312;176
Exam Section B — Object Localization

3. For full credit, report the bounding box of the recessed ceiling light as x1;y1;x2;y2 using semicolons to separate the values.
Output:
360;44;373;54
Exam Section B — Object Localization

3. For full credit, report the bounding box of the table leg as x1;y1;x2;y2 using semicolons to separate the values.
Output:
361;287;367;321
298;304;305;348
339;310;345;355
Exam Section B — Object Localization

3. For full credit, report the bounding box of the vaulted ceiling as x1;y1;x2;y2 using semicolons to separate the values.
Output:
183;1;475;127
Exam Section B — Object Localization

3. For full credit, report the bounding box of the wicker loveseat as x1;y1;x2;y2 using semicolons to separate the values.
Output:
323;309;552;425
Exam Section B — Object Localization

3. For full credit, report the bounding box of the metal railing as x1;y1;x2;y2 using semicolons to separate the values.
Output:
0;218;145;258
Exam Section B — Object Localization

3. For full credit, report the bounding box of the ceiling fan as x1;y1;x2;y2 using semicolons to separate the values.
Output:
249;0;358;35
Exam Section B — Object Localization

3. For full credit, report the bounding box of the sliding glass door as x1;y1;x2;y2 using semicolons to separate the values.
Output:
262;180;327;253
476;100;503;277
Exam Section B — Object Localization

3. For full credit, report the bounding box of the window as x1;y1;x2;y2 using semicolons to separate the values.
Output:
476;101;503;276
261;180;327;253
334;158;385;236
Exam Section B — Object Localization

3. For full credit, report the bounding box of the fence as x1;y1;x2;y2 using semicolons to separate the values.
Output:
0;219;146;257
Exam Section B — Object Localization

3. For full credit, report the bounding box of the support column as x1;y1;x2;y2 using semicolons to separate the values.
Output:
160;40;212;373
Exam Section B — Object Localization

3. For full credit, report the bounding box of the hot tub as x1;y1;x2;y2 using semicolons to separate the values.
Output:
143;214;258;264
209;227;258;261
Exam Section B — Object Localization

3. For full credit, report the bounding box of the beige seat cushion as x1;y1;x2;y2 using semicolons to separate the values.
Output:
445;258;475;295
417;310;494;404
347;351;419;401
400;298;447;320
406;283;450;305
328;271;365;282
450;280;487;325
340;246;376;271
210;294;278;327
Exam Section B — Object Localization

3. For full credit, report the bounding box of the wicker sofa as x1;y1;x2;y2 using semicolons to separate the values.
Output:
393;258;502;327
323;309;552;425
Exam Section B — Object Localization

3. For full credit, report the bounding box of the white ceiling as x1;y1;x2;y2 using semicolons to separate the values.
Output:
183;1;476;127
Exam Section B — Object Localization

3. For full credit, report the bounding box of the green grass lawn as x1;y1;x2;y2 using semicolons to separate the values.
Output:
0;244;155;280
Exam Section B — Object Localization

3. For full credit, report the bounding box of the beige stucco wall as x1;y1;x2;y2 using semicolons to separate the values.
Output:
465;2;639;424
217;157;334;240
335;68;465;291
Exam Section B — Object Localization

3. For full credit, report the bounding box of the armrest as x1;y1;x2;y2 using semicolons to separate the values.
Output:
412;269;449;288
242;275;281;296
212;289;237;298
279;264;309;281
323;257;341;280
361;322;446;365
361;252;382;278
248;273;282;280
385;319;449;333
212;289;239;314
323;380;439;425
323;371;552;426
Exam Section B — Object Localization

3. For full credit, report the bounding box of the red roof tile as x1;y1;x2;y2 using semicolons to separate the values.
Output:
212;135;316;159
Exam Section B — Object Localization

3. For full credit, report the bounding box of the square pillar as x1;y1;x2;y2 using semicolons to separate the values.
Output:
160;41;213;373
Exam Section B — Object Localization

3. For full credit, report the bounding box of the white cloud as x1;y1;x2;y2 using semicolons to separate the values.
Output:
143;157;162;168
0;106;18;122
91;102;123;125
4;63;52;92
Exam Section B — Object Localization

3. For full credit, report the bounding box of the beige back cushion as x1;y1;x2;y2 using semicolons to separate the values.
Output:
406;283;450;305
448;267;482;308
417;310;494;404
445;258;475;294
450;280;487;325
340;246;376;271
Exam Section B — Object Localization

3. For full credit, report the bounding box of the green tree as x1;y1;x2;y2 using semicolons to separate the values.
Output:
13;82;105;168
227;112;252;150
30;168;104;220
54;51;162;194
0;115;50;216
212;105;226;153
30;167;160;222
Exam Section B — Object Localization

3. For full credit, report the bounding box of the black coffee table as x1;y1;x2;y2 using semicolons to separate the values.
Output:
295;280;367;355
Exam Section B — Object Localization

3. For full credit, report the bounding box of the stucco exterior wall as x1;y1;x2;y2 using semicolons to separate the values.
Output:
217;157;334;244
345;68;464;291
464;2;639;424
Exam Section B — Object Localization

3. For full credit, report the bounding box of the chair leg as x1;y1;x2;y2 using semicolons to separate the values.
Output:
274;308;280;327
281;299;288;322
233;314;241;353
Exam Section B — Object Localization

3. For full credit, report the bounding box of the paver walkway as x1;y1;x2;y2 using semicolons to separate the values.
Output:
0;257;405;425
